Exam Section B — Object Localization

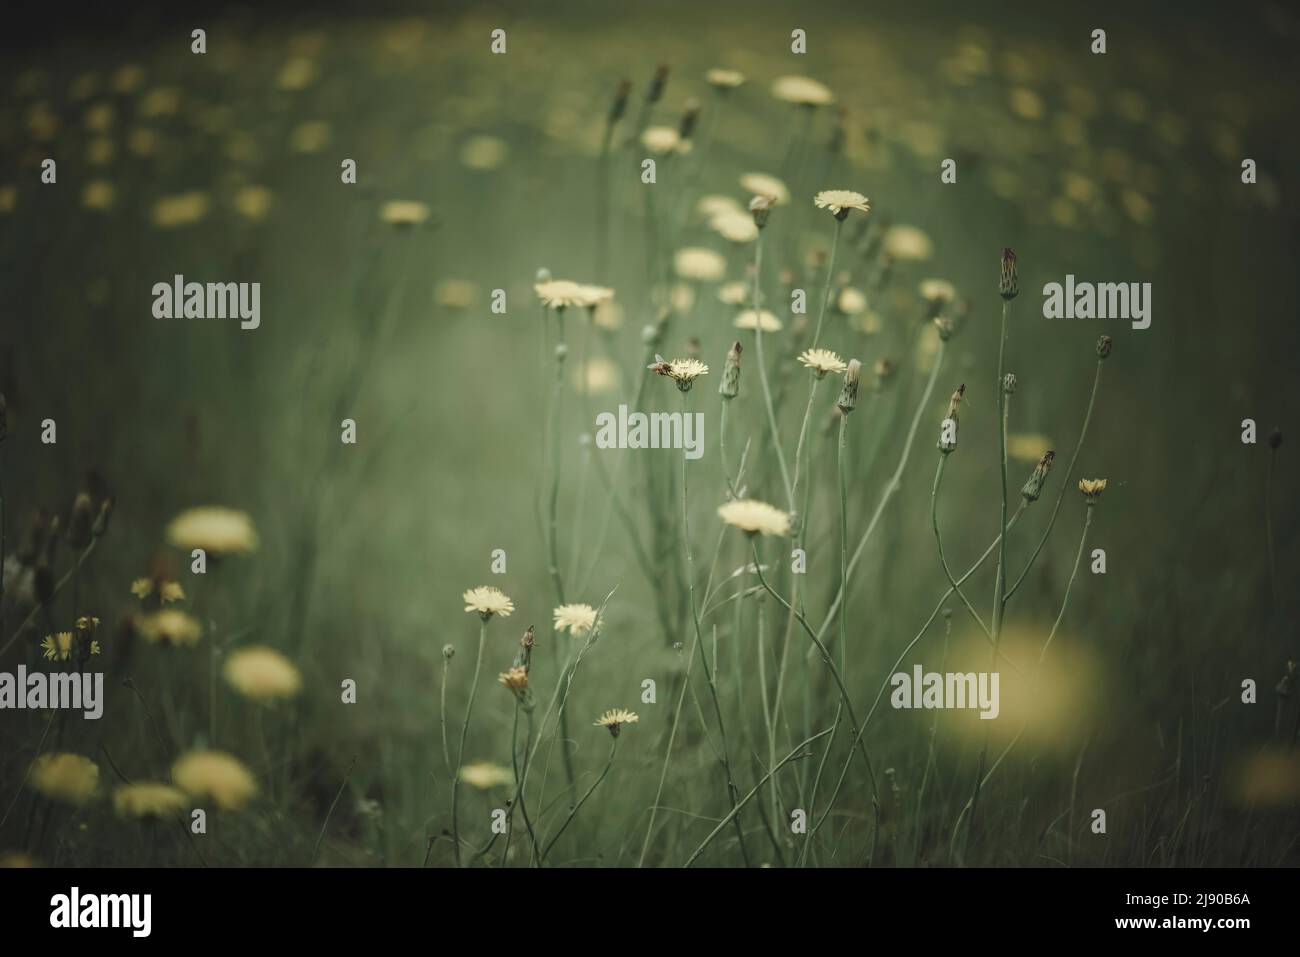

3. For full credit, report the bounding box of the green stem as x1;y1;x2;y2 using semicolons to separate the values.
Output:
810;218;842;348
931;455;991;638
540;738;617;862
750;230;794;507
451;620;487;867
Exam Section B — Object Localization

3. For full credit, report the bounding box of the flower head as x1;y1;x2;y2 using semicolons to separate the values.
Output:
771;75;834;107
706;68;745;90
131;576;186;604
1078;478;1108;504
379;200;430;227
223;646;302;701
463;586;514;621
40;632;75;661
920;278;957;304
573;284;615;310
712;210;759;243
641;125;681;154
813;189;870;220
798;348;847;378
498;665;529;698
673;247;726;282
165;506;258;555
739;172;790;206
171;749;258;810
135;608;203;647
553;603;599;636
718;499;792;537
30;753;99;804
114;782;189;819
459;762;513;790
999;247;1019;300
734;309;783;333
660;358;709;392
534;279;584;310
595;708;639;737
884;225;933;261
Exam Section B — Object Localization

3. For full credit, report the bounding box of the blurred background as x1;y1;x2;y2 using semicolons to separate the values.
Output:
1;0;1297;866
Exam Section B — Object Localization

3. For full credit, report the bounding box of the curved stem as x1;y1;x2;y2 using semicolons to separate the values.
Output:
750;231;794;508
931;455;991;638
450;620;487;867
540;738;617;862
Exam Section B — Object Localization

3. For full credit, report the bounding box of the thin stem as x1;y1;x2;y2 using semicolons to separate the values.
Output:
540;738;617;862
750;230;794;507
451;620;488;867
931;455;991;638
810;218;842;348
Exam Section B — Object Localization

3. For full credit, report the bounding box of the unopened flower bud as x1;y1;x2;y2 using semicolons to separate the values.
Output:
535;267;552;284
607;79;632;126
934;317;954;341
720;341;742;399
1096;335;1112;360
749;194;773;229
1021;450;1056;502
1003;372;1018;394
67;493;94;550
647;64;669;104
999;247;1019;300
837;359;862;413
442;643;456;660
938;383;965;453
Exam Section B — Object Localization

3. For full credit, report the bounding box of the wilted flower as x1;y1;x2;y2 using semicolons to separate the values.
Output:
498;665;529;698
1096;335;1113;360
837;359;862;414
720;341;743;399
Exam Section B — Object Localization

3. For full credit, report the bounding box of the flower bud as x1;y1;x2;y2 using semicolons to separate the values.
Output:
934;317;954;341
749;194;773;229
1096;335;1112;360
647;64;669;104
837;359;862;413
720;341;742;399
937;383;964;454
999;247;1019;300
607;79;632;126
442;643;456;660
678;99;700;141
67;493;94;550
1020;450;1056;502
1003;372;1018;394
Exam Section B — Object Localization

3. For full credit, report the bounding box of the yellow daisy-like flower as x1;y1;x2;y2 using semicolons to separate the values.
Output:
113;782;189;819
706;68;745;90
673;247;727;282
697;195;744;220
838;287;867;314
1078;478;1108;502
813;189;870;218
718;281;750;306
131;577;186;603
534;279;584;310
459;762;513;790
498;665;529;696
717;499;792;537
1007;432;1054;464
739;172;790;205
553;603;598;636
463;585;514;620
771;75;834;107
641;126;681;154
378;199;429;226
883;224;934;261
734;309;783;333
662;359;709;392
711;210;759;244
150;191;209;228
135;609;203;647
798;348;848;377
223;646;302;701
573;284;615;310
919;278;957;303
171;750;258;811
595;708;639;737
40;632;74;661
30;754;99;805
165;506;258;556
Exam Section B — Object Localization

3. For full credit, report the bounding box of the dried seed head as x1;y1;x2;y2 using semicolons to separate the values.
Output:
442;643;456;660
1096;334;1113;360
67;493;95;550
999;247;1019;300
647;64;670;104
837;359;862;413
678;99;701;141
1003;372;1018;394
608;79;632;126
749;194;773;229
720;341;742;399
1020;450;1056;502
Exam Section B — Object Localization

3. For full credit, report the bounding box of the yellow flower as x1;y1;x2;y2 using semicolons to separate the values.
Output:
233;185;273;221
463;586;514;620
837;287;867;314
1078;478;1108;502
718;281;750;306
640;126;680;154
0;852;37;868
573;284;615;310
664;359;709;389
706;68;745;90
1007;432;1054;464
113;783;189;819
711;210;759;244
150;191;209;228
459;762;513;790
697;195;744;219
131;577;186;603
673;247;726;282
135;609;203;647
223;646;302;701
171;750;258;810
165;506;258;555
919;278;957;303
595;708;639;737
718;499;792;537
883;224;933;261
813;189;870;218
553;603;598;636
739;172;790;205
534;279;584;310
498;665;529;696
734;309;783;333
30;754;99;804
798;348;848;377
378;199;429;226
771;75;834;107
40;632;74;661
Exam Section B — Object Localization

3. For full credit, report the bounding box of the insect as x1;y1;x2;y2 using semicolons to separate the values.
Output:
647;354;672;376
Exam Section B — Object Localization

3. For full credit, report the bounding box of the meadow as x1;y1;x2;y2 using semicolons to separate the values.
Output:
0;1;1297;868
